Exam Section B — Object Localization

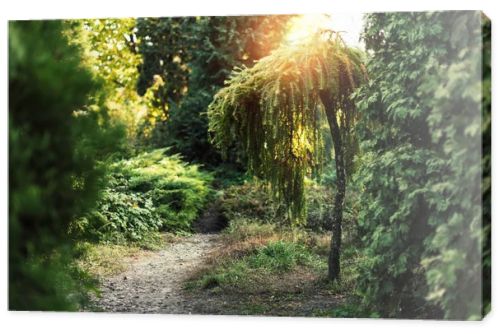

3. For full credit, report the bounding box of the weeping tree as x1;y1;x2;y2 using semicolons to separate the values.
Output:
208;32;366;280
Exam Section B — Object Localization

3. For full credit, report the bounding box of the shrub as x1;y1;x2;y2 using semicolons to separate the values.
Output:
353;12;486;319
76;149;213;244
9;20;114;311
218;179;281;223
218;178;357;234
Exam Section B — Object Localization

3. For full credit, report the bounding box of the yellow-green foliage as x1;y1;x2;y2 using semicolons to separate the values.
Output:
66;19;164;142
208;32;366;223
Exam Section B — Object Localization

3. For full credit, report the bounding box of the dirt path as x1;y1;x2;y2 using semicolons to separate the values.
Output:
94;232;343;316
95;234;221;314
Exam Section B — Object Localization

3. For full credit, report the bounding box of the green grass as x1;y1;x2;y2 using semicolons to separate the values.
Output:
184;217;367;317
187;240;325;291
248;241;320;272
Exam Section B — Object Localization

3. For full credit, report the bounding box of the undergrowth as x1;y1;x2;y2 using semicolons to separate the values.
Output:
217;178;358;235
72;148;213;246
185;218;364;317
187;239;325;291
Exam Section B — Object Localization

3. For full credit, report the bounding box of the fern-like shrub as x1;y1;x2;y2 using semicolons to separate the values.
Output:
75;149;213;244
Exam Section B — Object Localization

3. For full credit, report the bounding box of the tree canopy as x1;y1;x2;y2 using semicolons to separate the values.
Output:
208;32;366;222
137;16;292;163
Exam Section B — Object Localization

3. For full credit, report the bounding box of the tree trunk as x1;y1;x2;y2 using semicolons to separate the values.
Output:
319;91;346;281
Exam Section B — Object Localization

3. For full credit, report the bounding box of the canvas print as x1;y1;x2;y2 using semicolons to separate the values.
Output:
8;11;490;320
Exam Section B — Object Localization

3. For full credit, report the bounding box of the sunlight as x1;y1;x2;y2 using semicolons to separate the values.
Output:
285;13;364;48
285;14;331;44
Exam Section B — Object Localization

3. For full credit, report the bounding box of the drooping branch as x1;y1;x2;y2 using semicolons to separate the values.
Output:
208;32;366;224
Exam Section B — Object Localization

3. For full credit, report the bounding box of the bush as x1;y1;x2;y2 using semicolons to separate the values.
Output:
9;20;113;311
218;179;281;223
353;12;486;319
75;149;213;244
218;178;357;234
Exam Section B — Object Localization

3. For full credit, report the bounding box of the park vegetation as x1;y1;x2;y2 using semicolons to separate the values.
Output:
9;12;490;319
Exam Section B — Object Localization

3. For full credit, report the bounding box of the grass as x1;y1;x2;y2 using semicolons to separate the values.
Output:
186;220;328;292
75;242;144;278
187;240;325;292
75;232;178;278
311;303;372;318
216;219;331;258
184;218;365;317
249;241;321;272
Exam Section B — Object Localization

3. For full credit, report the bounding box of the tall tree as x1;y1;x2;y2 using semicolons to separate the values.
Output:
136;16;291;163
208;33;366;280
9;20;117;310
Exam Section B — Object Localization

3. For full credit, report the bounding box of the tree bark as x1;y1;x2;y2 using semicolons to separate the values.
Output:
319;91;346;281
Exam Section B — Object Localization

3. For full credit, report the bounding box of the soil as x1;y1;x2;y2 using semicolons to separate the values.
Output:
93;232;343;316
192;204;228;233
94;234;221;314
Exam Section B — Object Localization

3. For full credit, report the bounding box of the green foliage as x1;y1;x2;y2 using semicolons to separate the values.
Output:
76;185;163;247
218;178;348;231
353;12;449;318
67;18;164;146
138;16;291;164
9;20;111;310
136;17;193;107
419;13;489;319
190;241;322;290
76;149;213;244
208;33;366;222
354;11;487;319
218;180;282;224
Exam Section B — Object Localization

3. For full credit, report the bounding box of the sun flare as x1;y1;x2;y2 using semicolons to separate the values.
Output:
285;13;363;48
285;14;331;44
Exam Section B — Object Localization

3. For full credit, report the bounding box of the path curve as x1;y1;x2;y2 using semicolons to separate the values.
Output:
95;234;220;314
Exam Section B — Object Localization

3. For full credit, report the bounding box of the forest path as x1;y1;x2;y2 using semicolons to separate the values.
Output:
95;233;221;314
